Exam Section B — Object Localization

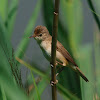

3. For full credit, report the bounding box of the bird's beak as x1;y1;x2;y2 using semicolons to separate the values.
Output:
29;34;36;38
29;35;33;38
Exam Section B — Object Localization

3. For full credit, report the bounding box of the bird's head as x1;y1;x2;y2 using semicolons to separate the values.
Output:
29;26;50;42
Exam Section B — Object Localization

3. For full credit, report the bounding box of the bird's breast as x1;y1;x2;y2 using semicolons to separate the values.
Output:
40;41;51;61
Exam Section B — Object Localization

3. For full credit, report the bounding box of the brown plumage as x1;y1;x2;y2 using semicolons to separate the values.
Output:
56;41;89;82
30;25;89;82
57;41;77;66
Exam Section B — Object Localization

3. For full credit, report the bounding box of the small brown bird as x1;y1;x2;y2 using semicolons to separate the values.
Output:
29;25;89;82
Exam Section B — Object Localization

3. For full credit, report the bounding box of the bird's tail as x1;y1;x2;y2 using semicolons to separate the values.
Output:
75;66;89;82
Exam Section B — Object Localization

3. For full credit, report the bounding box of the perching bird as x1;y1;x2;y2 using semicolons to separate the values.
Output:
29;25;89;82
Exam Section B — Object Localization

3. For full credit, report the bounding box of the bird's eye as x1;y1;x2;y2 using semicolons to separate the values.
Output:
39;33;42;37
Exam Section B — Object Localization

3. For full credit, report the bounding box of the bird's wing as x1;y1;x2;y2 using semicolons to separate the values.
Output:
56;41;77;66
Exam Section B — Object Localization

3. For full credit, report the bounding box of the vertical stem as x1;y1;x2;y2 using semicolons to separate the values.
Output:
51;0;60;100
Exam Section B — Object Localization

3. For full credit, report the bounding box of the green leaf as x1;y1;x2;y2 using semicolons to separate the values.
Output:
57;84;79;100
87;0;100;31
93;0;100;16
0;86;7;100
61;0;83;53
0;17;23;87
0;87;3;100
42;0;53;34
0;17;28;100
79;44;95;100
29;79;47;100
43;0;69;46
30;71;41;100
16;57;49;79
15;0;42;59
94;32;100;97
6;0;18;38
0;76;28;100
0;0;8;22
93;0;100;13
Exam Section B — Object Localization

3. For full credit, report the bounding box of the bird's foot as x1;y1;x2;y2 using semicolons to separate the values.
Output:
50;80;58;86
50;64;54;68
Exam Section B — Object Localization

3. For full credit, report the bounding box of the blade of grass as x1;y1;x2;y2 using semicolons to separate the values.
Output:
79;44;94;100
0;40;28;100
15;0;42;59
57;84;79;100
61;0;83;54
30;71;40;100
1;86;7;100
29;79;47;100
0;17;23;87
42;0;53;34
16;57;48;79
93;0;100;16
94;32;100;97
0;20;29;100
0;76;28;100
6;0;18;38
87;0;100;31
0;87;3;100
0;33;28;100
0;0;8;22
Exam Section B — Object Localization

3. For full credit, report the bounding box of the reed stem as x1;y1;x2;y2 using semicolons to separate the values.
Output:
51;0;60;100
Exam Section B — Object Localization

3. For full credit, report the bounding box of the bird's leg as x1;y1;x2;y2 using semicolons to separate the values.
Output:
56;61;64;66
56;61;65;76
50;61;64;86
50;62;58;86
50;67;64;86
56;66;64;76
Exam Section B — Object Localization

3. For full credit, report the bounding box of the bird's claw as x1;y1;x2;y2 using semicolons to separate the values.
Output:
50;80;58;86
50;63;54;68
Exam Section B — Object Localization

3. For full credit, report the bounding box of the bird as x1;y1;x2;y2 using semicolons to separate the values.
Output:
29;25;89;82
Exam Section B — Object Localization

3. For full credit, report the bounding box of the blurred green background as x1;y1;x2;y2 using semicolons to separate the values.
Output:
0;0;100;100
